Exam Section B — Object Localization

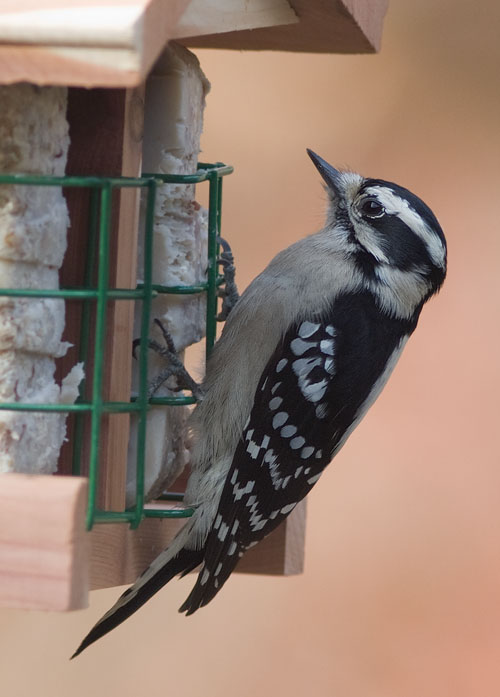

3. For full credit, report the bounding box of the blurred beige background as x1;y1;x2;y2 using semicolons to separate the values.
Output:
2;0;500;695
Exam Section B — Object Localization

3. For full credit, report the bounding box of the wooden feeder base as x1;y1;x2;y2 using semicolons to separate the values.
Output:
0;473;89;611
0;473;306;611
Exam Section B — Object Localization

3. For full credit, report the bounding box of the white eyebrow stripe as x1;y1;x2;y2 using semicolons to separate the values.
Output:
363;186;446;268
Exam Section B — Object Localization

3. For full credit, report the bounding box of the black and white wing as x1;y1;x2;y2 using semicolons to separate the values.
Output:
180;291;415;614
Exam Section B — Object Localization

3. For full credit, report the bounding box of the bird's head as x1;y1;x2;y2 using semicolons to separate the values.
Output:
307;149;447;318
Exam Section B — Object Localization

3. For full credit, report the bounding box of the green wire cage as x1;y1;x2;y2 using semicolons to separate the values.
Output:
0;162;233;532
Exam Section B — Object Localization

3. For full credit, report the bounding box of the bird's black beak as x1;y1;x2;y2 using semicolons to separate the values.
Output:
307;149;342;195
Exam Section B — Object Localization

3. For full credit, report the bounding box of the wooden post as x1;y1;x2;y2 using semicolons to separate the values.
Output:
61;86;144;511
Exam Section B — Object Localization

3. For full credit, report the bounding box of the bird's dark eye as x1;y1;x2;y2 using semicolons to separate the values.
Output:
360;198;385;218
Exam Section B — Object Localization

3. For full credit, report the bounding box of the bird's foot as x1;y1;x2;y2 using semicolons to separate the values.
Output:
132;319;204;400
217;236;239;321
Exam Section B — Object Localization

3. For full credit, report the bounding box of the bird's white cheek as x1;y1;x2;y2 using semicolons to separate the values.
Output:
372;266;430;318
352;220;389;264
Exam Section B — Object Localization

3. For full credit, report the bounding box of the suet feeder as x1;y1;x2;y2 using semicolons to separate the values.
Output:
0;0;388;612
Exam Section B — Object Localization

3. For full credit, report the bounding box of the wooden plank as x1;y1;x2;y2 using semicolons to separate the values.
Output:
0;0;388;88
0;1;154;46
238;500;306;575
90;513;185;590
90;501;306;589
0;0;190;87
174;0;298;38
0;1;146;46
0;45;145;88
0;474;88;611
180;0;389;53
60;86;144;511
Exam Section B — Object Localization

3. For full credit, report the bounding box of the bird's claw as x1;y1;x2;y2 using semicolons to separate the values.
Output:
132;319;203;400
216;236;239;321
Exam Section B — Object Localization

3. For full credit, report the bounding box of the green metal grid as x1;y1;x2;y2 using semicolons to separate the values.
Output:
0;162;233;530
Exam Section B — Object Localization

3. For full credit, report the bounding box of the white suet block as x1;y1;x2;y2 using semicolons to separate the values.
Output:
0;84;83;474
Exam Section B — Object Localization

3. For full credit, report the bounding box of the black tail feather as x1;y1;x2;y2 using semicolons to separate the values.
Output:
178;553;241;616
71;547;203;659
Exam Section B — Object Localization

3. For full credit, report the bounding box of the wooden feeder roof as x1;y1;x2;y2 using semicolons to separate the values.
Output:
0;0;389;88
